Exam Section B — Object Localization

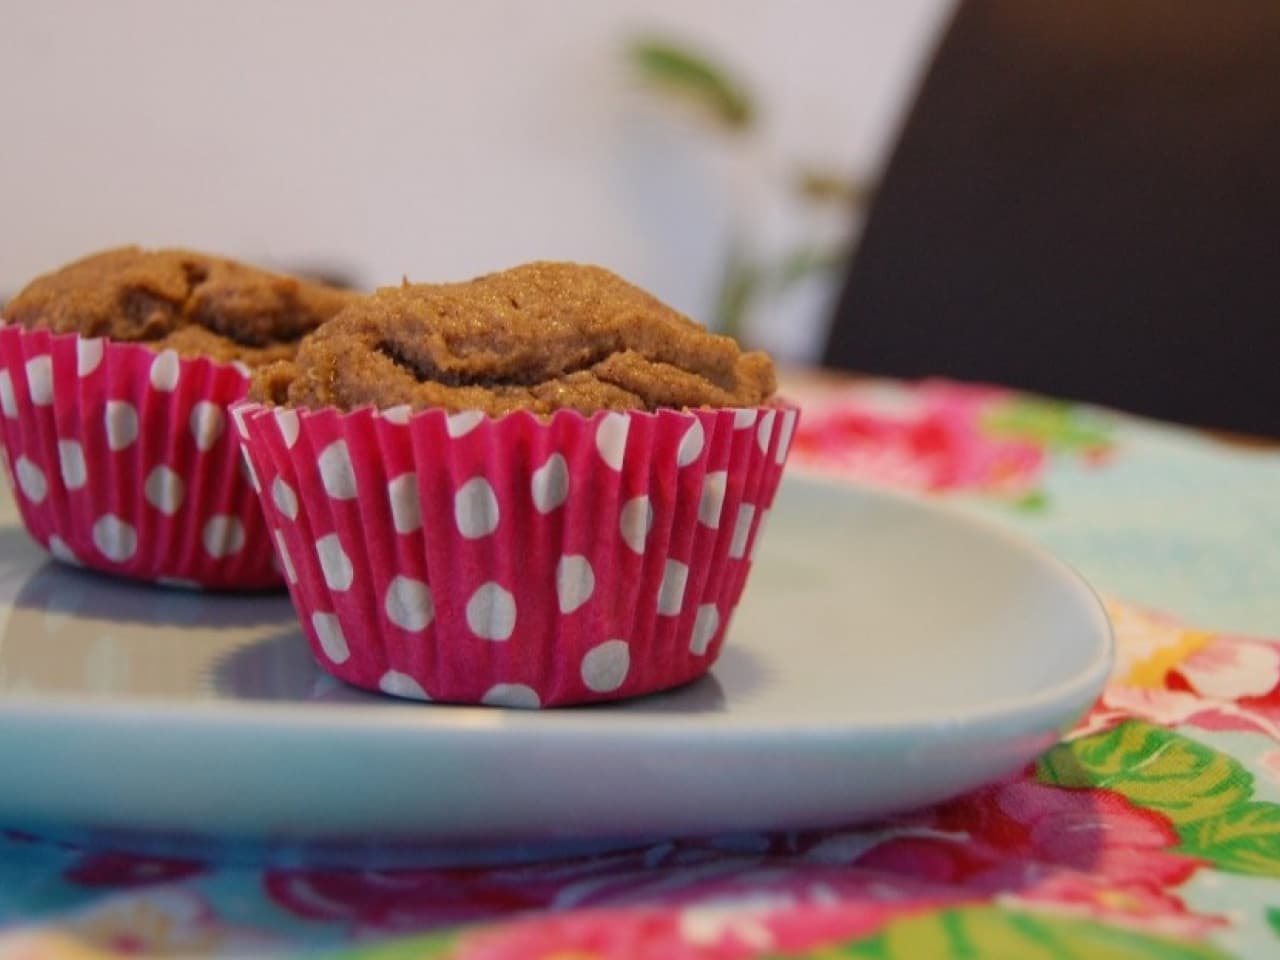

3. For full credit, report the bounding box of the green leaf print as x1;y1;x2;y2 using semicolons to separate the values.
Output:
981;396;1111;452
1267;906;1280;939
1039;720;1280;877
1180;802;1280;876
792;905;1232;959
325;931;456;960
1039;721;1250;824
1014;490;1050;513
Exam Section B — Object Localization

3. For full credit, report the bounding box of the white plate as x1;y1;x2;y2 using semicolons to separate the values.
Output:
0;476;1111;853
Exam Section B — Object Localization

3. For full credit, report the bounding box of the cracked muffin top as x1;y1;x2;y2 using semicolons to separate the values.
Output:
4;246;357;367
249;261;777;415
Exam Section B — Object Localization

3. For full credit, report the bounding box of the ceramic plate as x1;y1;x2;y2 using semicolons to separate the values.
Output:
0;476;1111;853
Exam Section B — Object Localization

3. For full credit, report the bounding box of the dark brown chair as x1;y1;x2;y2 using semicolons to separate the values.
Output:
824;0;1280;436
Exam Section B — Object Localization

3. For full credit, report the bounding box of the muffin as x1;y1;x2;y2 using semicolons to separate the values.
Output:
0;247;356;588
234;261;797;706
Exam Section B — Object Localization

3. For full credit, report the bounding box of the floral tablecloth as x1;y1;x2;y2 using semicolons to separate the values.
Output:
2;375;1279;959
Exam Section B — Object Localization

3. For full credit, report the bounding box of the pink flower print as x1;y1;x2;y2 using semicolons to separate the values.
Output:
1176;637;1280;700
265;866;545;932
790;382;1044;495
64;851;206;889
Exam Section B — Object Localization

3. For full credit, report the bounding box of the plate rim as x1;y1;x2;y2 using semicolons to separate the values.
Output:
0;475;1114;738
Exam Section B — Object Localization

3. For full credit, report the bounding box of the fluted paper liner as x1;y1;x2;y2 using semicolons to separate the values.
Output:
0;323;282;589
233;399;798;707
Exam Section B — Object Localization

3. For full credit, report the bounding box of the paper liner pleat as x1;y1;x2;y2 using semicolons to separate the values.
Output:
235;400;797;707
0;324;281;589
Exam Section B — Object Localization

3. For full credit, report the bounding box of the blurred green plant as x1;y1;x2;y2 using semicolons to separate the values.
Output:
628;36;866;343
628;38;754;131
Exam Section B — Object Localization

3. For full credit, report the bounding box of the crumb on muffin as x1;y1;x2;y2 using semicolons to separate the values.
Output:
3;246;356;367
250;261;777;414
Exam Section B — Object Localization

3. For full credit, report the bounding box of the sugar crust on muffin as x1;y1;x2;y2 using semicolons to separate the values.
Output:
251;261;776;414
4;246;355;367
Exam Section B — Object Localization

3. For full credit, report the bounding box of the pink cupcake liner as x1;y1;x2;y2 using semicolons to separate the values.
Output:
233;399;798;707
0;323;283;589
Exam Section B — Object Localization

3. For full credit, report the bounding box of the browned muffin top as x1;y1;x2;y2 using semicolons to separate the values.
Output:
250;261;776;415
3;246;357;367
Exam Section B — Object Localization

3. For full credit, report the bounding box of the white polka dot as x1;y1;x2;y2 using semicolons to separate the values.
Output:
691;604;720;655
385;575;434;631
149;350;183;391
315;533;354;590
148;349;181;392
454;476;500;538
24;355;53;405
274;530;297;584
775;409;797;464
318;440;358;499
556;555;595;614
311;612;349;664
230;360;251;379
699;471;727;528
15;456;47;503
57;440;87;490
729;504;756;559
387;473;421;534
595;412;630;470
271;476;299;520
657;559;689;615
379;670;430;700
381;404;412;425
104;401;139;451
531;453;569;513
581;640;630;693
240;450;260;491
466;582;516;640
77;338;104;377
275;408;300;448
734;408;757;429
92;514;137;562
757;410;777;455
482;683;540;709
202;515;246;558
47;534;80;566
619;496;654;553
0;369;15;418
677;420;705;466
144;465;185;515
189;402;225;451
446;409;485;437
750;508;771;560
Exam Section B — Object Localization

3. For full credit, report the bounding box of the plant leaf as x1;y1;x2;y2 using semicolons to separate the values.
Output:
628;37;754;130
714;246;762;342
795;169;869;208
775;245;847;292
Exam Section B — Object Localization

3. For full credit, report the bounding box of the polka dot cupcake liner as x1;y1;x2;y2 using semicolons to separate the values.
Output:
0;323;282;589
232;399;798;707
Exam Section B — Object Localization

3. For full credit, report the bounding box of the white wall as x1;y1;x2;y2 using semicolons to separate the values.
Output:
0;0;952;359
